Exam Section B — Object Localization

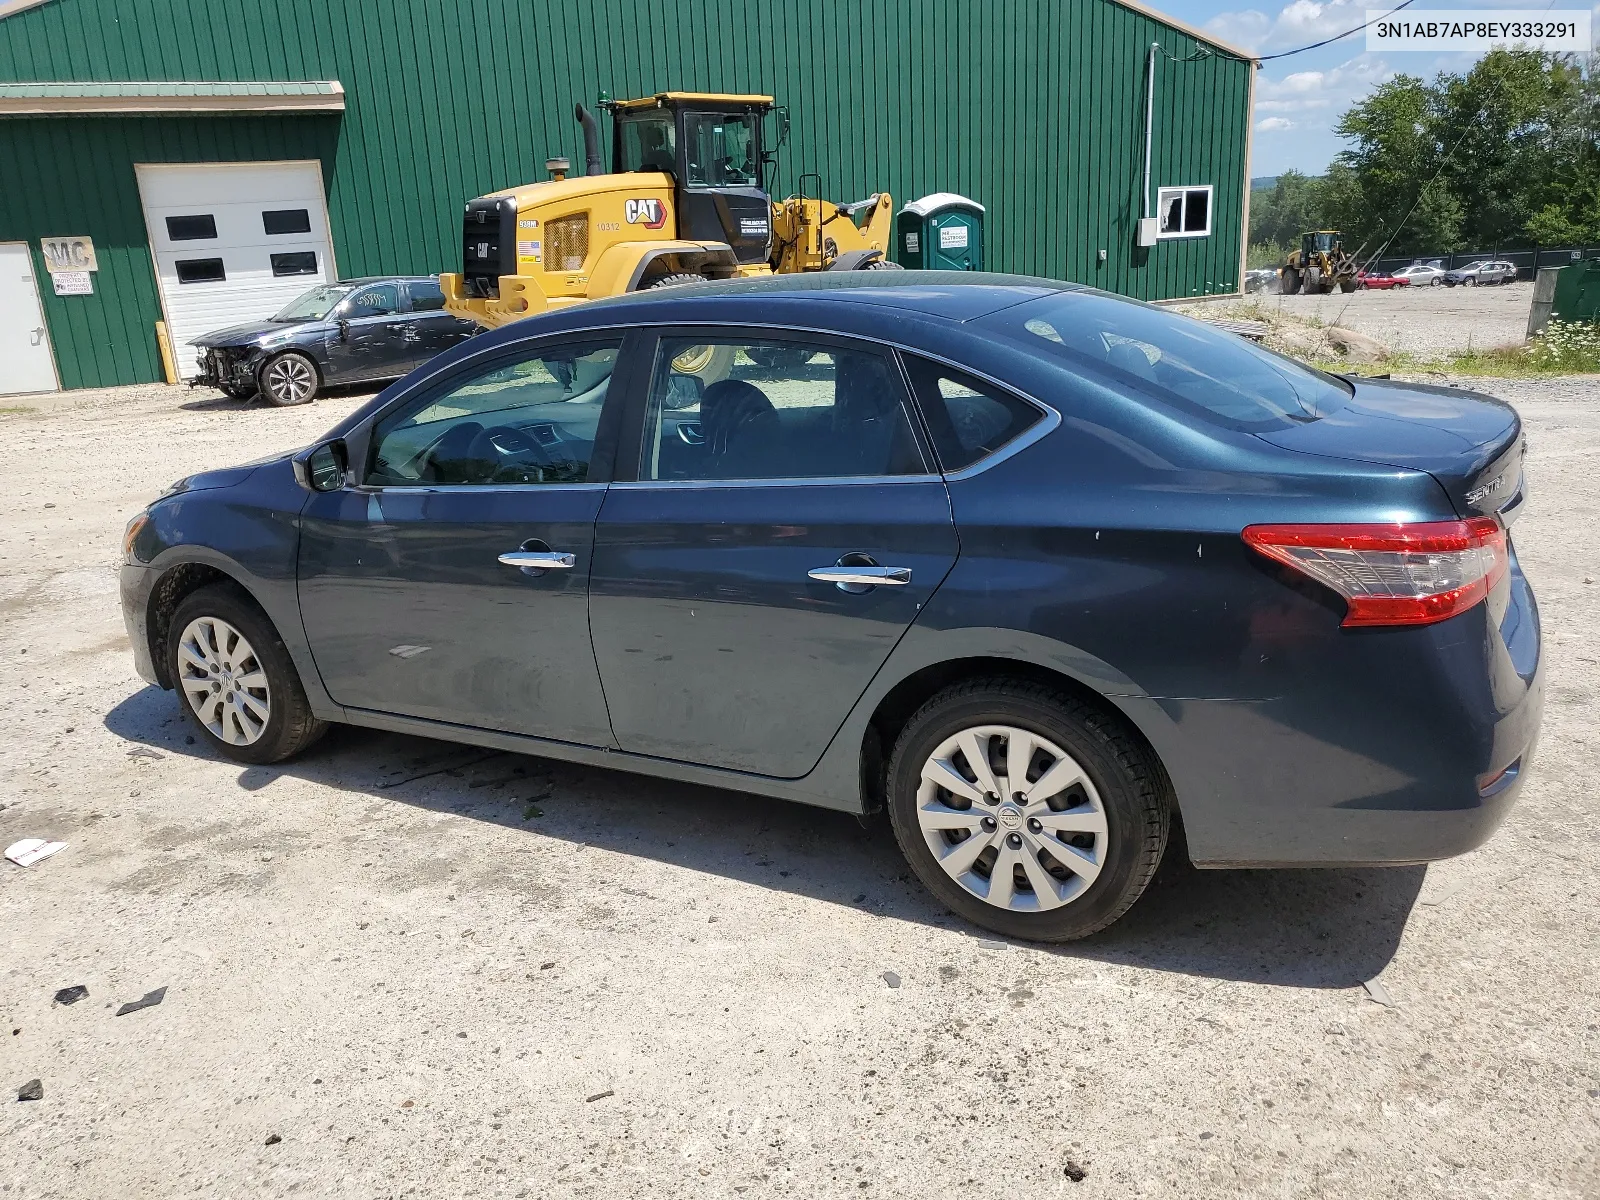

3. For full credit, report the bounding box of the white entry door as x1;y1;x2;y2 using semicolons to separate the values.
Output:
0;243;59;396
136;161;336;377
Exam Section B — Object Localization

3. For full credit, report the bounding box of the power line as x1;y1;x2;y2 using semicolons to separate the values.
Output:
1255;0;1419;62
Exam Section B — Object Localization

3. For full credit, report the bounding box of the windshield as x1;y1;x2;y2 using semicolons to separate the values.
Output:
682;111;759;187
618;113;676;174
273;284;353;322
980;292;1351;431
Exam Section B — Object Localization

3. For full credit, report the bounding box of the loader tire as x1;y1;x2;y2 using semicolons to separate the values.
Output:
648;273;709;290
1280;267;1302;295
1339;279;1358;293
863;259;904;270
646;274;734;384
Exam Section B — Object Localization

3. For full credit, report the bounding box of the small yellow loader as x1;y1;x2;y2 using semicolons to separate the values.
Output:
438;92;898;335
1280;230;1359;295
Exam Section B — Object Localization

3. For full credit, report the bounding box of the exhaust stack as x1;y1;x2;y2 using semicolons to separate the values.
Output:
575;104;604;176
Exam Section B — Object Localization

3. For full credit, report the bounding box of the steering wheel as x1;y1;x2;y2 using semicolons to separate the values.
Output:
465;424;551;480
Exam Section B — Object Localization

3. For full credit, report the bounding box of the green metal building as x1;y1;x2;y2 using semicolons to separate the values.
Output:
0;0;1254;393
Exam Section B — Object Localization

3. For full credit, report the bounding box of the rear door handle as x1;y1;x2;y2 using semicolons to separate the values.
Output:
808;565;912;587
500;550;576;570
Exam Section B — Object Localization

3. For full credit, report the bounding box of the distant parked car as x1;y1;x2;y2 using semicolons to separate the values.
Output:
1443;261;1517;287
1357;270;1410;290
190;277;478;405
1393;263;1445;286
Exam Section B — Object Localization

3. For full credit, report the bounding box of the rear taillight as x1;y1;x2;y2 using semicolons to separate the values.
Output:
1242;517;1508;627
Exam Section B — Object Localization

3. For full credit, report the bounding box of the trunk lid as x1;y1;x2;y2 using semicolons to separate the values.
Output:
1256;378;1525;519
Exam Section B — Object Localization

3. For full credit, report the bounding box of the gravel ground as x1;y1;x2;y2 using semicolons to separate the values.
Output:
1;378;1597;1198
1180;280;1535;357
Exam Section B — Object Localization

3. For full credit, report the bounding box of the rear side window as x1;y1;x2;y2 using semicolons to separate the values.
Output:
902;356;1043;472
407;280;447;312
981;292;1350;431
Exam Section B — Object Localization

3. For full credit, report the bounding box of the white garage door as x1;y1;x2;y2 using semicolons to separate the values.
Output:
136;161;336;375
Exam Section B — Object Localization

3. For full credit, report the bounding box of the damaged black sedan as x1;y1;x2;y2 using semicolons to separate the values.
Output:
190;276;477;406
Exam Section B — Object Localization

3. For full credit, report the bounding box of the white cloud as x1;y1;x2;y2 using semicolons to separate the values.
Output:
1255;55;1394;116
1256;116;1297;130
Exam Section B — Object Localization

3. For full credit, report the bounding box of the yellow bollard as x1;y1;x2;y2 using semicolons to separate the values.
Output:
155;321;177;385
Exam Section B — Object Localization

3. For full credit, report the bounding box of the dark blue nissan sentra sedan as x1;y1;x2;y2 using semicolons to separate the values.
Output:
120;272;1541;941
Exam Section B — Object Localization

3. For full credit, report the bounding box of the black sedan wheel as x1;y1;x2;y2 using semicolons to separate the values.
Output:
168;583;327;764
886;679;1170;942
259;351;320;406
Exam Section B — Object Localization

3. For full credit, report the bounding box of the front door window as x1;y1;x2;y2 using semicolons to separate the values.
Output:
368;343;620;487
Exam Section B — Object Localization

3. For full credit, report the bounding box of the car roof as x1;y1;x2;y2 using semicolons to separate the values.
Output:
331;275;436;286
580;270;1084;322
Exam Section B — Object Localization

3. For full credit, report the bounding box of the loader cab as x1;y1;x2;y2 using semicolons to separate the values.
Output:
608;92;776;266
1304;230;1341;257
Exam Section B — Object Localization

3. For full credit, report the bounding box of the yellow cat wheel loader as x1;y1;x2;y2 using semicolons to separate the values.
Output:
1280;230;1359;295
439;92;897;349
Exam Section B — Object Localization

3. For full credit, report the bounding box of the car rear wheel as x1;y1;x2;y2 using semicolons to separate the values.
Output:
886;679;1170;941
259;351;320;406
167;583;328;764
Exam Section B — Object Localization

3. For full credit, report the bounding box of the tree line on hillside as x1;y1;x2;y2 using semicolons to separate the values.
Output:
1249;50;1600;267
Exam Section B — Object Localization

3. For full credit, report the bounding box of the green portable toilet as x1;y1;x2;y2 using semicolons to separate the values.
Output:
896;193;985;270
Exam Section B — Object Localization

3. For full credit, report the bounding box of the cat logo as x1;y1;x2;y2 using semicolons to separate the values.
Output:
625;198;668;229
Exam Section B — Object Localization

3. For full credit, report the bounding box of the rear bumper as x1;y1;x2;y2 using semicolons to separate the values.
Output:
1160;550;1543;867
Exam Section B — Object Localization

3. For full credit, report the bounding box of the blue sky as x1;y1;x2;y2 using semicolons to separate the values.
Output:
1151;0;1594;175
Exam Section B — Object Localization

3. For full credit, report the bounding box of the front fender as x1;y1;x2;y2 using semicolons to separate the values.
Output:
589;240;739;295
134;461;340;720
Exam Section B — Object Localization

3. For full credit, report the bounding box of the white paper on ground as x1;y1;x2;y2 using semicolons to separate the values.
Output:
4;839;68;867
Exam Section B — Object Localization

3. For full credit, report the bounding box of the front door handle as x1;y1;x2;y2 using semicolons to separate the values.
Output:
808;565;912;587
500;550;576;570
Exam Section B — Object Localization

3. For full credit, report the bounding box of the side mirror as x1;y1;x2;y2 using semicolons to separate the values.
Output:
292;439;348;492
775;106;791;147
337;320;351;342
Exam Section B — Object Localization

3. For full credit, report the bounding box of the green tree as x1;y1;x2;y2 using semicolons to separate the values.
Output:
1293;50;1600;258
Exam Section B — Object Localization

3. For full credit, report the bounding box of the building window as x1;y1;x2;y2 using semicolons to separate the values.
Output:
175;258;226;284
1156;186;1211;238
270;251;318;276
262;208;311;235
165;214;217;241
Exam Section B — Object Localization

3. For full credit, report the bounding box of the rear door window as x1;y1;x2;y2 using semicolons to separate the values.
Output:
636;335;926;482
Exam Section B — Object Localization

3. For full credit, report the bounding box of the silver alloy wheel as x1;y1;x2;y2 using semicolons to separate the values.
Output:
263;354;315;403
177;616;271;746
916;724;1108;912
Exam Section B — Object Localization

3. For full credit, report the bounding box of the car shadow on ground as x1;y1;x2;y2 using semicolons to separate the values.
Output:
106;687;1423;989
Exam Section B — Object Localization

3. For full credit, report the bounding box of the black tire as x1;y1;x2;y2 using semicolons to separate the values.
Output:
1339;279;1358;293
167;582;328;764
647;272;708;289
863;258;904;270
885;679;1170;942
258;351;320;406
1280;267;1302;295
746;345;817;371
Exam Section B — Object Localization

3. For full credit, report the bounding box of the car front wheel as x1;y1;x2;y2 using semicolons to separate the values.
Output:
167;583;328;764
886;679;1170;941
259;351;320;406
